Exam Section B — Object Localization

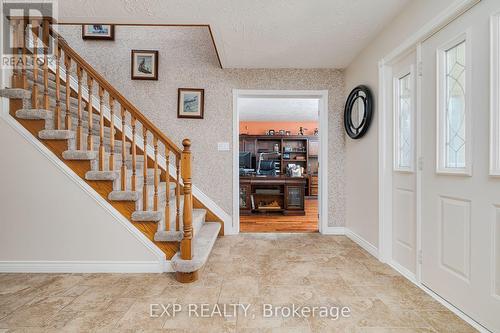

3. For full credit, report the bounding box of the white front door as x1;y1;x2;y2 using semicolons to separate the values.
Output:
420;1;500;331
391;51;417;276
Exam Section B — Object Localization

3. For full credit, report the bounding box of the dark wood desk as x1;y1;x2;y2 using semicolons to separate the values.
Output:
239;176;307;216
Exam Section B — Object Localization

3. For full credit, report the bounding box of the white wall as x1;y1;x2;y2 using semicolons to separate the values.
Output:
344;0;457;248
0;116;162;269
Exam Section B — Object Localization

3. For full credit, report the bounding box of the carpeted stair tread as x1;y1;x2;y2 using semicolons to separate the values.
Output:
85;170;119;181
108;191;140;202
62;150;98;160
171;222;221;273
131;210;163;222
38;129;75;140
0;88;31;99
154;231;183;242
16;108;52;120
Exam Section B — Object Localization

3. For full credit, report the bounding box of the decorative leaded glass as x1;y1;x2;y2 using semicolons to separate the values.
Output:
398;73;412;169
445;41;466;169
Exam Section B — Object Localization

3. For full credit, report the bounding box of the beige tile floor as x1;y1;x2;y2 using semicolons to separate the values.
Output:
0;234;477;332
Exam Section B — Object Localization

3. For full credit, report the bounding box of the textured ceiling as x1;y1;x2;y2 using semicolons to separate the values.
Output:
239;98;319;122
58;0;410;68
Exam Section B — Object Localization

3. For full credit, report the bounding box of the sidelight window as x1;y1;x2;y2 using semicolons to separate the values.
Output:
394;72;413;171
491;15;500;176
437;35;471;175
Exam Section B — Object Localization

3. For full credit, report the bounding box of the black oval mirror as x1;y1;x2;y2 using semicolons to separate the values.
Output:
344;85;373;139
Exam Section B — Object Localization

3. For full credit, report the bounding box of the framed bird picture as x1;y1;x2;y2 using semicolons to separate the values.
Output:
177;88;205;119
131;50;159;80
82;24;115;40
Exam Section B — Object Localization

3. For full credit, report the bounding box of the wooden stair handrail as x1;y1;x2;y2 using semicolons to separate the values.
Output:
49;28;182;157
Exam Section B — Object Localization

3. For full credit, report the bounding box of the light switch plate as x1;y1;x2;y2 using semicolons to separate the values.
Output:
217;142;230;151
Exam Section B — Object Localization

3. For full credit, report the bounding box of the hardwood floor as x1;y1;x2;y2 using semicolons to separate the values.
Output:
240;198;318;233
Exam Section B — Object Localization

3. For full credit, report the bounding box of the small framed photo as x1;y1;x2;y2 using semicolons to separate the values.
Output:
131;50;159;80
82;24;115;40
177;88;204;119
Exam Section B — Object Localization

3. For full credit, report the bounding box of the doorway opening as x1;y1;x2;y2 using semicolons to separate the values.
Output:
232;90;329;234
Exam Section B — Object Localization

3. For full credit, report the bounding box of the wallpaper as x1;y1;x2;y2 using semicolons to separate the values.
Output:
57;25;346;226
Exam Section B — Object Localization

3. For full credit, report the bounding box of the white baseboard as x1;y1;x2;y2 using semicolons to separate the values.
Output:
321;226;346;235
388;261;490;333
321;226;379;262
0;261;172;273
345;229;379;259
345;229;489;332
390;259;417;282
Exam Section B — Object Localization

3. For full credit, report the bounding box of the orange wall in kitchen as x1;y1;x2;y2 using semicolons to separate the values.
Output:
239;121;318;135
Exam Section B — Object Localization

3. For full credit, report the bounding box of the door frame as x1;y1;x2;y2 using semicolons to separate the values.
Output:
379;47;421;281
378;0;480;268
231;89;329;235
377;0;488;331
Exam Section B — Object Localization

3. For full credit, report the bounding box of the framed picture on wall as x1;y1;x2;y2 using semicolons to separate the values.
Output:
82;24;115;40
177;88;204;119
131;50;159;80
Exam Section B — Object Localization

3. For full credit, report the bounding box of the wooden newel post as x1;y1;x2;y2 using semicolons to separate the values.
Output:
180;138;193;260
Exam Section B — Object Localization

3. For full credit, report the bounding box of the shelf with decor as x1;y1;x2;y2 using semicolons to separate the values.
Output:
239;134;319;197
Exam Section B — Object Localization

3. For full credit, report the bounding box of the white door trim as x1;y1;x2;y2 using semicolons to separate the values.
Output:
232;89;329;235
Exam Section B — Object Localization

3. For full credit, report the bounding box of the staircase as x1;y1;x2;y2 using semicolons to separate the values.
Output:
1;18;221;283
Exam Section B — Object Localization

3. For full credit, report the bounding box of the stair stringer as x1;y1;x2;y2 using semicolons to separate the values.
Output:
0;100;173;273
50;60;229;233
